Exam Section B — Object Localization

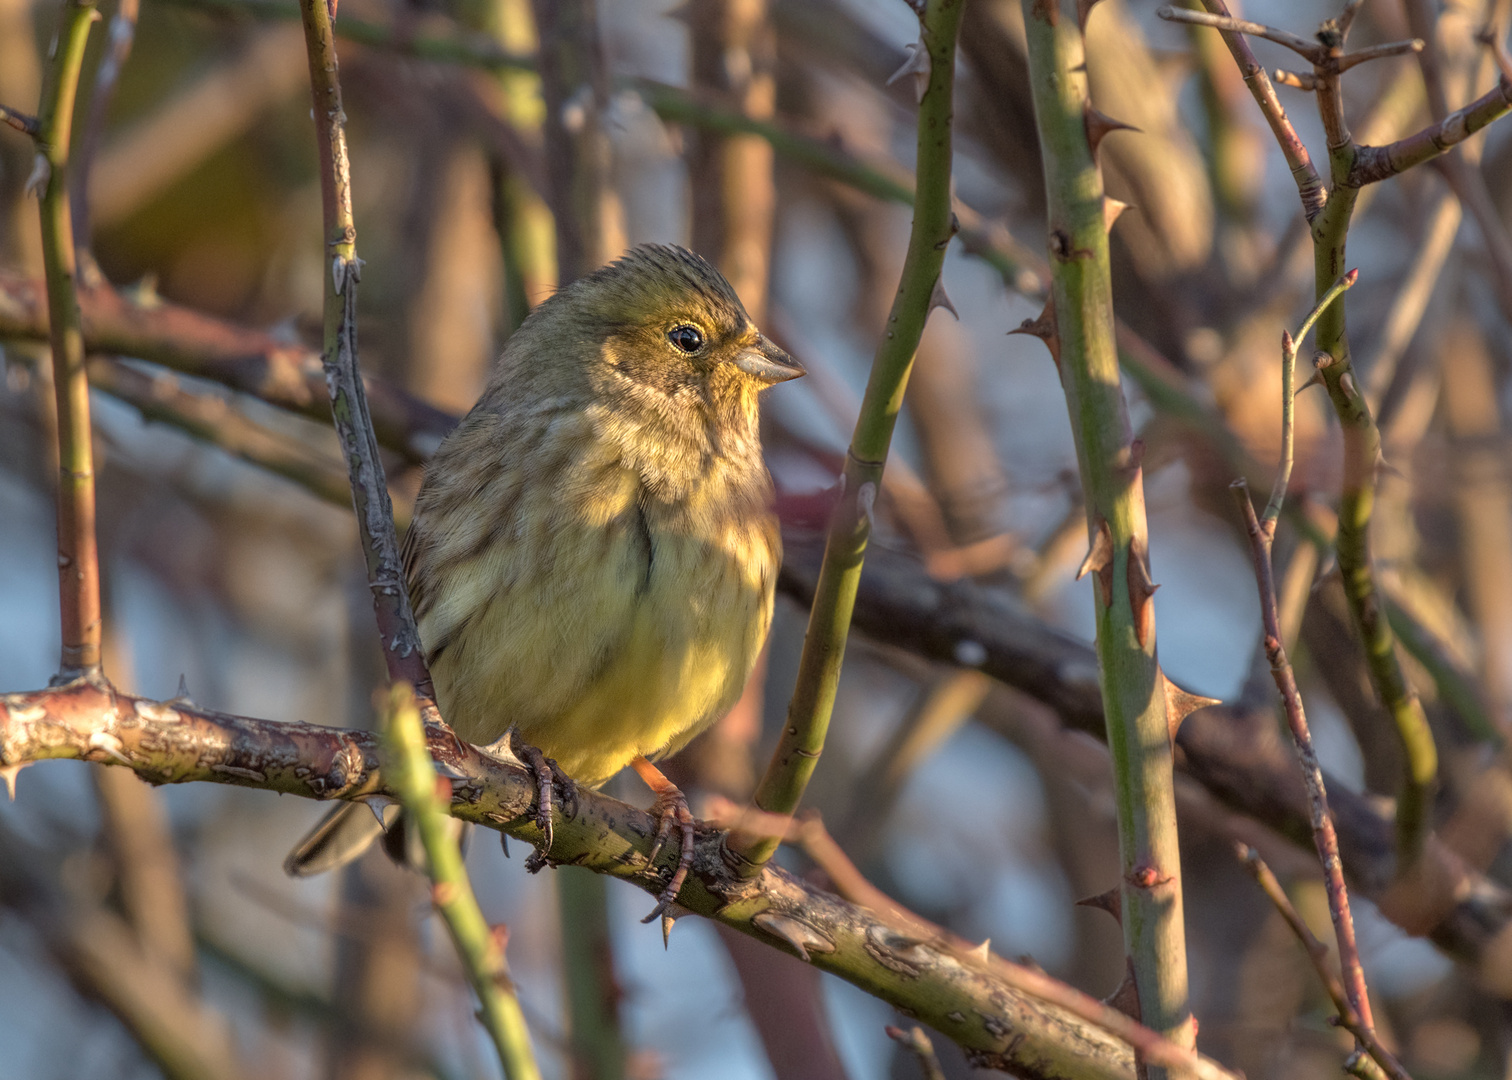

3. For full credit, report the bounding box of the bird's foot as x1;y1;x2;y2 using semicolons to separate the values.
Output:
631;756;696;923
489;730;573;874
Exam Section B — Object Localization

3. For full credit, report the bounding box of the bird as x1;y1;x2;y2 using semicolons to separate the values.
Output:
287;243;804;917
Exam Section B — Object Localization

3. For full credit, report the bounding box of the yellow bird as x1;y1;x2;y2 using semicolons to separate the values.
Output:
289;245;803;912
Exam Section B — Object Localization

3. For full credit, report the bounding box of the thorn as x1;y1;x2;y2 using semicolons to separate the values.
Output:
969;937;992;963
1077;0;1105;31
1161;669;1221;739
1339;370;1358;399
1084;104;1140;159
433;761;470;782
170;674;194;707
1076;886;1122;924
1106;960;1142;1019
1008;297;1060;368
1078;520;1117;608
1296;370;1325;394
1127;539;1158;648
1076;521;1115;582
0;762;27;801
751;911;834;961
929;276;959;319
332;256;346;295
1376;449;1405;480
24;154;48;198
886;39;932;103
662;910;676;949
1103;196;1132;230
358;795;392;828
500;832;510;858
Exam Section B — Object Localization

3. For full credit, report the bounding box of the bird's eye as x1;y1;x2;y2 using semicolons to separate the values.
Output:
667;324;704;353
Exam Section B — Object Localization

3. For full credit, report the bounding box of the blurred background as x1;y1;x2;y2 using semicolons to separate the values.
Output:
2;0;1511;1076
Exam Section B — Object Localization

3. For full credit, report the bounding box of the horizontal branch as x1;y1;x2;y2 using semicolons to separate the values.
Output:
0;676;1245;1080
1156;5;1324;62
0;270;453;463
1349;77;1512;184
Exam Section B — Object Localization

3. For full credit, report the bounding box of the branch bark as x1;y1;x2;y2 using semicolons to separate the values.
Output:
0;678;1249;1080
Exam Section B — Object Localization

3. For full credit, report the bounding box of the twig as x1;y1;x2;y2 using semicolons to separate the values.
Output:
737;0;966;871
1236;846;1414;1080
1022;0;1192;1058
383;683;541;1079
29;0;103;679
1156;6;1325;61
1262;270;1357;535
1231;482;1379;1062
0;679;1176;1079
297;0;428;691
1176;0;1325;218
1337;40;1425;73
1275;68;1320;90
887;1026;946;1080
1348;78;1512;183
0;102;38;135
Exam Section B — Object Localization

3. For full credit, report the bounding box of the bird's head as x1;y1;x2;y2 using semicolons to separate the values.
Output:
531;244;804;424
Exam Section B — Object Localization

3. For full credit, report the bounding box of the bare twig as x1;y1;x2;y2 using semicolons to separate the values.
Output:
29;0;103;679
1337;40;1425;73
1231;482;1378;1064
887;1026;946;1080
1173;0;1325;217
1156;6;1325;61
1237;846;1414;1080
1349;77;1512;183
1263;270;1357;535
297;0;428;692
0;102;37;135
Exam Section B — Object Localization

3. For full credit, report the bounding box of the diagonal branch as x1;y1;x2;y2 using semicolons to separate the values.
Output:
1348;76;1512;183
737;0;965;871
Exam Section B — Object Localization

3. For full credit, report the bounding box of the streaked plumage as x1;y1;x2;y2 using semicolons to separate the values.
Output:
403;244;801;788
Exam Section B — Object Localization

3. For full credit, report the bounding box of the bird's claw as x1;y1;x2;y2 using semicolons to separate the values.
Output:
641;785;696;923
505;733;567;873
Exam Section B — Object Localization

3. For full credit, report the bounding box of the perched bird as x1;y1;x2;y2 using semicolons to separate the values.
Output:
288;244;803;914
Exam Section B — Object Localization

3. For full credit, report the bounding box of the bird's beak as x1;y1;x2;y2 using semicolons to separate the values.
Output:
733;335;806;384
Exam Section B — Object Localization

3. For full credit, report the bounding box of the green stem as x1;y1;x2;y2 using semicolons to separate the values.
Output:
1310;158;1437;867
558;871;625;1080
737;0;965;871
383;683;541;1080
35;0;102;679
1020;0;1191;1063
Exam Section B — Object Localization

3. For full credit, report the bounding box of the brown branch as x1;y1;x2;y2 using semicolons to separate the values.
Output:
0;102;38;136
1349;77;1512;183
0;270;454;463
1156;6;1326;61
0;677;1224;1080
1237;846;1414;1080
1336;39;1425;73
300;0;428;692
1173;0;1325;217
1231;482;1377;1054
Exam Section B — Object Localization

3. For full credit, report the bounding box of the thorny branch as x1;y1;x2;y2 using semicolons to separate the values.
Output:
0;678;1247;1080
